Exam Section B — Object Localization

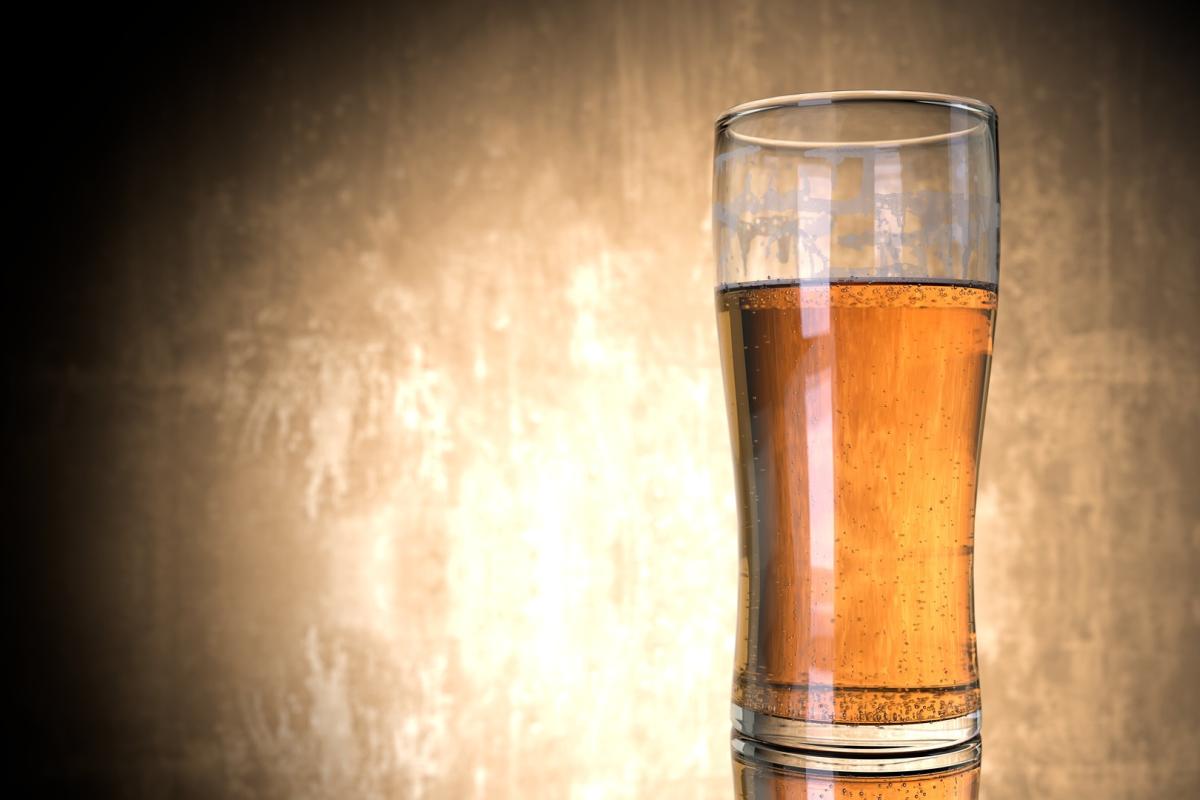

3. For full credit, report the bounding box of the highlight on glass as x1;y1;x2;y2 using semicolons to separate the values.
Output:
713;91;999;756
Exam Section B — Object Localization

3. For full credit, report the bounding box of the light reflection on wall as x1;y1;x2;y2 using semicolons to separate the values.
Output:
195;178;733;794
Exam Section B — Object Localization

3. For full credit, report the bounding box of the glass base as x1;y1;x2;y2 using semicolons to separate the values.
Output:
732;733;982;777
731;704;981;755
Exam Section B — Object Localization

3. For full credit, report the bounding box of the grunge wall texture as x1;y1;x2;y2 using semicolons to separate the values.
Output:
10;1;1198;797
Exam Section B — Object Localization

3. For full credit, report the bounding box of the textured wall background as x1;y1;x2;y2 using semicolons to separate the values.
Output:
11;1;1198;797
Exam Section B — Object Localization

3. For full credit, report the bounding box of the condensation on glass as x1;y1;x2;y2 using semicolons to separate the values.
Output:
713;91;999;756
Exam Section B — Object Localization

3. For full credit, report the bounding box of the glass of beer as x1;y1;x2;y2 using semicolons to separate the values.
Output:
714;91;998;754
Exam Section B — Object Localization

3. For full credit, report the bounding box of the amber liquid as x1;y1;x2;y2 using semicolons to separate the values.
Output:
733;758;981;800
717;280;996;725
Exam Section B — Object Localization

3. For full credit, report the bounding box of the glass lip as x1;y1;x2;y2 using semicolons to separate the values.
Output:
716;90;997;150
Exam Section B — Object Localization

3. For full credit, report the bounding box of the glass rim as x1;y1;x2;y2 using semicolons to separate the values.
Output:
716;90;997;150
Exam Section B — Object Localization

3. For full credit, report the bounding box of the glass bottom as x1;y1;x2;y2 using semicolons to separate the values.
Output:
732;704;981;755
732;734;982;777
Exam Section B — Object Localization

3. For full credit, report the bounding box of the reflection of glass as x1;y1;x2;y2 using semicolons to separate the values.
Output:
732;736;981;799
713;92;999;754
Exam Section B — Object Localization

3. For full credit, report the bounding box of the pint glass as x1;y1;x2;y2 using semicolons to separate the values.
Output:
714;92;999;754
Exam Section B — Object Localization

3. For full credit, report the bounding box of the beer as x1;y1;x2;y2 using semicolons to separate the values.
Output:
716;279;996;728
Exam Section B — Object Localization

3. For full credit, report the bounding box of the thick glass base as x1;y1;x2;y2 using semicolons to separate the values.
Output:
732;704;981;755
732;734;982;778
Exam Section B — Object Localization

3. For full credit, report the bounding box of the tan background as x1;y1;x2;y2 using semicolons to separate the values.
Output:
12;1;1199;797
